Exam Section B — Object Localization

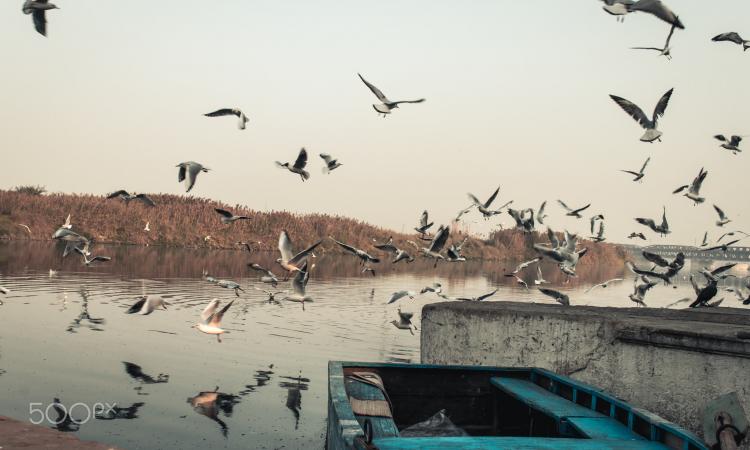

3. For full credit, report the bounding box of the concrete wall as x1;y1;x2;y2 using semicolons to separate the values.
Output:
421;301;750;441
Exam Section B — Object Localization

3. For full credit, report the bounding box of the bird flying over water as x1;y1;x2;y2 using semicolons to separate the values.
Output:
75;246;110;266
276;148;310;181
195;299;234;342
106;190;156;207
216;280;244;297
204;108;249;130
714;135;743;154
510;257;542;275
713;205;731;227
538;288;570;306
388;290;416;304
621;157;650;182
537;201;548;225
534;266;549;285
505;274;529;290
508;208;536;233
357;73;425;116
467;186;507;219
635;206;670;235
391;308;417;334
414;210;434;236
373;237;414;264
126;296;168;315
629;277;657;307
417;225;450;267
22;0;58;36
600;0;634;22
214;208;250;224
176;161;209;193
330;237;380;264
557;200;590;218
712;32;749;51
610;88;673;142
319;153;342;174
628;232;647;240
277;230;322;274
420;283;442;295
248;263;279;286
585;278;624;293
283;261;314;305
631;22;677;60
673;167;707;204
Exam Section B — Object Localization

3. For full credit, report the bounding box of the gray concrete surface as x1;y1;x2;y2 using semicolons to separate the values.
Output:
421;301;750;442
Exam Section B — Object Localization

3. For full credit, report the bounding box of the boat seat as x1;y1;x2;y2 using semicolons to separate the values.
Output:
345;374;399;438
490;377;602;421
566;417;645;441
373;436;669;449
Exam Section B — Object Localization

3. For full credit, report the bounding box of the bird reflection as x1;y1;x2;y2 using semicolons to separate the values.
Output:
187;388;241;438
50;398;80;432
279;372;310;429
123;361;170;384
96;402;145;420
238;365;275;395
66;287;105;333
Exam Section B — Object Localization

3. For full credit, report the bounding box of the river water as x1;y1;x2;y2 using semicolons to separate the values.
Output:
0;241;746;449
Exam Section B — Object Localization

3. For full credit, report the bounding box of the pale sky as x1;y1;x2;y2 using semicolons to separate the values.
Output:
1;0;748;245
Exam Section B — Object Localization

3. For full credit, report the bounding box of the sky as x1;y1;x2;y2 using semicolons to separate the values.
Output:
1;0;749;245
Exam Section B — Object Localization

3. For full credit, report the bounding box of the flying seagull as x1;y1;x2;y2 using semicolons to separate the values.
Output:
126;296;168;315
591;220;606;243
277;230;322;274
319;153;342;174
712;32;749;51
62;214;72;229
589;214;604;234
621;157;650;181
387;290;416;305
585;278;624;293
414;210;434;236
446;237;468;263
276;148;310;181
688;273;718;308
22;0;58;37
534;266;549;285
357;73;425;116
557;200;591;218
176;161;210;193
204;108;249;130
391;308;417;334
508;208;536;233
214;208;250;224
419;283;442;295
714;135;743;155
248;263;279;287
701;239;740;253
718;231;749;242
635;206;670;235
216;280;245;297
467;186;508;219
195;299;234;342
417;225;450;267
538;288;570;306
537;201;548;224
628;0;684;29
628;232;647;240
629;277;657;307
700;231;708;247
600;0;635;21
75;246;110;266
610;88;673;142
510;257;542;275
453;289;498;302
283;261;314;306
505;274;529;291
330;237;380;264
673;167;707;204
631;22;677;59
713;205;731;227
373;238;414;264
106;190;156;207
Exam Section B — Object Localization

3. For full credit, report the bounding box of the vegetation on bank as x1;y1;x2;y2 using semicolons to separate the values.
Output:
0;190;627;269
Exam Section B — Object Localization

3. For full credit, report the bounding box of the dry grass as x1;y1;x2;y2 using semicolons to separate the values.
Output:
0;191;627;271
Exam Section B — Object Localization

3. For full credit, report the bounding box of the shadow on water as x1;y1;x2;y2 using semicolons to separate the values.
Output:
66;287;105;333
279;372;310;430
96;402;145;421
186;388;242;438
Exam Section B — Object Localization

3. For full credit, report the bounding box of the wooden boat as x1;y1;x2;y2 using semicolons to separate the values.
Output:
327;361;707;450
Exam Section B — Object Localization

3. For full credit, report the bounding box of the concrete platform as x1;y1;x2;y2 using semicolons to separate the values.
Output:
0;416;120;450
421;301;750;442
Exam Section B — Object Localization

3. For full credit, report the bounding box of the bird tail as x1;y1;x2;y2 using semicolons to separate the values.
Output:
744;41;750;51
301;171;310;181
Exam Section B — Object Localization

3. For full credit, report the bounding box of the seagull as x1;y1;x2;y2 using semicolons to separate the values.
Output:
626;257;683;285
414;210;434;236
712;32;749;51
631;22;677;59
0;286;10;295
454;289;498;302
277;230;322;274
505;274;529;290
283;261;314;305
600;0;635;21
176;161;210;193
621;157;650;182
688;273;718;308
417;225;450;267
714;135;743;154
391;308;417;334
713;205;731;227
362;266;376;276
330;237;380;264
388;290;416;304
507;208;535;232
557;200;591;218
538;288;570;306
629;277;657;306
700;231;708;247
537;201;548;224
195;299;234;342
373;238;414;264
642;250;684;270
215;208;250;224
276;148;310;181
75;246;111;266
248;263;279;286
511;257;542;274
628;0;684;29
610;88;673;142
534;266;549;285
589;214;604;234
419;283;442;295
591;220;606;243
126;296;168;315
635;206;670;235
701;239;740;253
357;73;425;116
467;186;507;219
254;287;284;302
717;231;749;242
216;280;244;297
22;0;58;37
204;108;249;130
446;237;468;262
106;190;157;207
628;232;647;240
454;204;475;222
62;214;72;230
673;168;707;204
320;154;342;174
533;230;588;277
17;224;31;234
585;278;624;293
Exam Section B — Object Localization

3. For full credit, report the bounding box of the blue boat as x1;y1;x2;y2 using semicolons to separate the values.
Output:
327;361;707;450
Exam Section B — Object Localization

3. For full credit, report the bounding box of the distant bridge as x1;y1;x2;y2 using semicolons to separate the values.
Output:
623;244;750;262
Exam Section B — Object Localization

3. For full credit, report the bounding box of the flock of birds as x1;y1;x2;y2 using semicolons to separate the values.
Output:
5;0;750;334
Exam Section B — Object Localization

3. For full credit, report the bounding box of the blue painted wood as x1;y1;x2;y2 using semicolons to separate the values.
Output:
566;417;646;441
345;376;399;439
490;377;602;420
372;437;670;449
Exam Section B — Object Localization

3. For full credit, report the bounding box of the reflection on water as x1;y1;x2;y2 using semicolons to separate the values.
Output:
0;241;747;449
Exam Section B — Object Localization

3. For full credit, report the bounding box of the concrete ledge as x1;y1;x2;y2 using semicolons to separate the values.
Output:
420;301;750;440
0;416;120;450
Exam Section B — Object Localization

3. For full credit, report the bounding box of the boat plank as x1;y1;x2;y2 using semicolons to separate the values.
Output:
345;376;399;438
372;437;669;449
490;377;601;420
566;417;645;440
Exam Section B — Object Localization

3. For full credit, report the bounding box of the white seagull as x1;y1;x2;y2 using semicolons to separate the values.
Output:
276;148;310;181
388;290;416;304
628;0;684;29
126;296;168;315
534;266;549;285
714;135;743;155
585;278;624;293
195;299;234;342
204;108;249;130
320;153;342;174
621;157;650;182
673;168;707;204
631;22;677;60
214;208;250;224
357;73;425;116
713;205;731;227
610;88;673;142
277;230;322;274
176;161;210;193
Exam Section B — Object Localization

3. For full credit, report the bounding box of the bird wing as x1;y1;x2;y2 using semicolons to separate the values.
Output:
135;194;156;207
290;239;323;266
107;190;129;199
621;170;640;177
215;208;233;218
629;0;684;29
538;288;562;300
589;216;597;234
177;164;186;182
291;266;307;296
631;47;664;51
610;95;650;128
208;300;234;327
642;251;670;267
714;134;727;142
419;210;429;228
429;226;450;253
374;243;398;254
483;186;500;208
660;207;669;230
713;204;727;220
672;185;688;194
293;148;308;170
388;291;408;304
126;297;147;314
201;299;220;322
319;153;333;164
546;228;559;248
712;32;743;44
711;263;737;276
640;157;651;173
731;135;742;146
204;109;235;117
331;238;359;256
538;201;546;217
651;88;674;125
691;168;707;192
278;231;294;262
664;22;677;47
557;200;571;212
92;256;112;263
635;218;656;228
391;99;426;105
32;9;47;36
467;193;483;207
476;289;498;301
357;73;388;102
186;164;202;192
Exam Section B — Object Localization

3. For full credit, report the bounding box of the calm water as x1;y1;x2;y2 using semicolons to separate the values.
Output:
0;241;746;449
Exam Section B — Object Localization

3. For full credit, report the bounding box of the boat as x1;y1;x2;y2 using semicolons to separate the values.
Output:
327;361;707;450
